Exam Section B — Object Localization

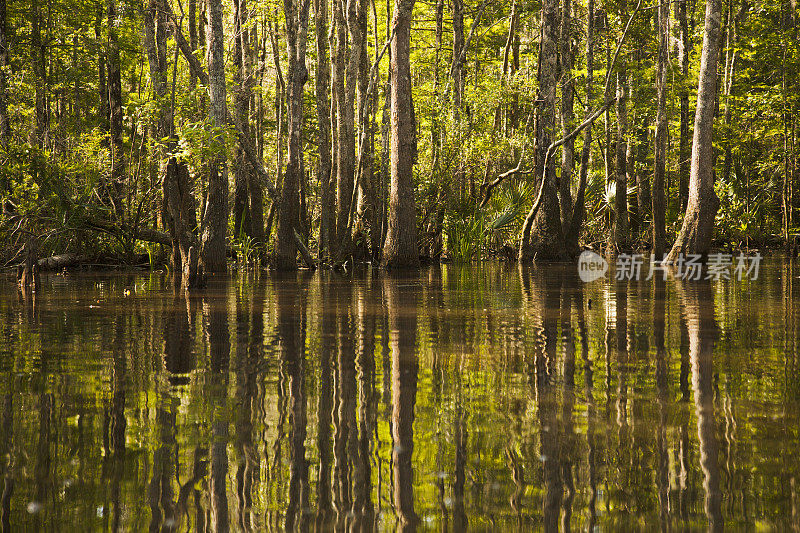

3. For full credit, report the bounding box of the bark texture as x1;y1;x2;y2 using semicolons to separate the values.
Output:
382;0;420;268
275;0;310;269
668;0;723;261
519;0;566;262
314;0;334;260
202;0;229;273
652;0;669;257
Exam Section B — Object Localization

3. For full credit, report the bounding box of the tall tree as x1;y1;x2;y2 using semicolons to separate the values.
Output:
676;0;691;212
565;0;595;254
201;0;229;272
667;0;723;260
30;0;48;148
275;0;311;269
382;0;420;268
333;0;355;259
107;0;125;220
652;0;668;256
610;0;629;251
0;0;9;149
314;0;334;260
559;0;575;230
233;0;264;248
519;0;565;261
353;0;378;258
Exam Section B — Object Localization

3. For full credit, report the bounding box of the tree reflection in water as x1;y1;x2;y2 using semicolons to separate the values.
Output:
0;260;799;529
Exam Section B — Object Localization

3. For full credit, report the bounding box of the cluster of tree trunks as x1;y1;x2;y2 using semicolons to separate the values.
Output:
0;0;760;274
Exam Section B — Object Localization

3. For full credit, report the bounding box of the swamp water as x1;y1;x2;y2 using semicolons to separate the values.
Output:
1;258;800;530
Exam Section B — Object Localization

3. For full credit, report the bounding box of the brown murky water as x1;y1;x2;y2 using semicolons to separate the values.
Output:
1;258;799;531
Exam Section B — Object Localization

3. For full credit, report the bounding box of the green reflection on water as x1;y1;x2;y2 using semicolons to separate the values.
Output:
1;258;799;531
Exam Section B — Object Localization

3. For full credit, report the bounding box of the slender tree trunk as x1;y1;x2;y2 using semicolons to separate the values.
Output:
519;0;565;262
315;0;334;261
566;0;594;255
559;0;574;230
652;0;669;257
636;117;650;229
188;0;197;88
232;0;263;249
0;0;9;150
677;0;691;212
245;17;264;251
96;6;108;133
333;0;354;259
275;0;310;269
426;0;445;258
108;0;125;221
667;0;723;260
379;73;391;251
354;0;378;258
31;0;48;148
233;0;250;240
451;0;464;120
611;3;629;251
382;0;420;268
201;0;229;272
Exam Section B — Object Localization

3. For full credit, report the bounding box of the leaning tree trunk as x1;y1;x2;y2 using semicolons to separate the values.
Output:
381;0;420;268
275;0;310;270
667;0;723;261
652;0;669;258
201;0;229;273
519;0;565;262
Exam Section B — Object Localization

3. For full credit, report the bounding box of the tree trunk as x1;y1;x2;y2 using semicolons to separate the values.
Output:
652;0;669;257
315;0;334;261
333;0;355;259
677;0;691;212
188;0;197;88
382;0;420;268
96;6;108;134
354;0;378;259
31;0;48;148
667;0;723;261
635;117;650;230
146;0;199;287
275;0;310;270
201;0;229;273
233;0;251;240
451;0;464;120
519;0;565;262
565;0;594;255
107;0;125;220
379;73;391;252
0;0;9;150
559;0;574;230
610;5;628;251
232;0;263;249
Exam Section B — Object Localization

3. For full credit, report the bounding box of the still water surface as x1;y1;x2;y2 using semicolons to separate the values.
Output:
1;259;800;531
